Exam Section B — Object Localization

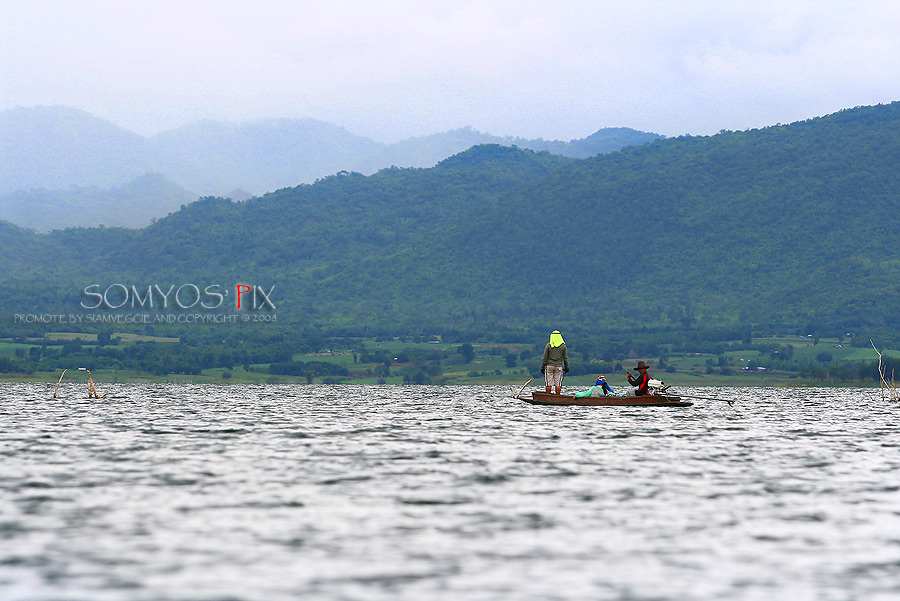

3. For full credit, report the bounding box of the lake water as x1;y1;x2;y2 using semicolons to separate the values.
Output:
1;383;898;601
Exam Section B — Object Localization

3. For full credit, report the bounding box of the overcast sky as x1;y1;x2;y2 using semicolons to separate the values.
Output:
2;0;900;142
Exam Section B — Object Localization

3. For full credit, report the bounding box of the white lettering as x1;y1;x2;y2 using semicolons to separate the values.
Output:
175;284;200;309
81;284;103;309
153;284;176;308
131;285;153;308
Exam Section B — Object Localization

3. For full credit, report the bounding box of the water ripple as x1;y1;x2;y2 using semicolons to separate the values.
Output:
1;383;899;600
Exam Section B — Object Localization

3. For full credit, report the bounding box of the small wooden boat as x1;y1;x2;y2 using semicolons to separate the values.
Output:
518;390;693;407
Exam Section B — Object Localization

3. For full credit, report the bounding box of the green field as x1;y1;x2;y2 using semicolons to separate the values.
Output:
2;334;895;390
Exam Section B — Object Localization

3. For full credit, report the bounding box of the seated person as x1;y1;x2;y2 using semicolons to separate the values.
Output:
575;375;617;397
626;361;652;396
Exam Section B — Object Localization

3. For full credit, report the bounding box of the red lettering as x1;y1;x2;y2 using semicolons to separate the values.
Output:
236;284;251;309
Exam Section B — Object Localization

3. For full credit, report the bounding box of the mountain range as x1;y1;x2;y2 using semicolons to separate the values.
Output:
0;106;660;231
0;173;200;232
1;101;899;344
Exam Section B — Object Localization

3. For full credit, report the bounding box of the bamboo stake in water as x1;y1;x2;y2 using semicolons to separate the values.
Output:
871;340;898;401
53;369;67;398
79;367;107;399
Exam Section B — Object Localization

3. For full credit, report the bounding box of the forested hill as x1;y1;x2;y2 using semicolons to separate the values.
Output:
434;102;900;335
2;102;899;341
0;145;576;329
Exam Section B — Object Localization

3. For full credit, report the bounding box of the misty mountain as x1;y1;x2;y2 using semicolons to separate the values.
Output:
0;173;198;232
146;118;384;194
0;106;150;192
1;106;661;198
353;127;662;173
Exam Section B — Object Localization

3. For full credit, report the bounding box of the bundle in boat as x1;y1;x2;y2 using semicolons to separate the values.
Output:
517;388;692;407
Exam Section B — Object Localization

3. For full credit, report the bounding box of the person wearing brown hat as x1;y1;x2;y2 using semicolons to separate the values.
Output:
626;361;652;396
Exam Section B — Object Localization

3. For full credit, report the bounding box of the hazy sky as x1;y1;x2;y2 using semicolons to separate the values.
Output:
3;0;900;141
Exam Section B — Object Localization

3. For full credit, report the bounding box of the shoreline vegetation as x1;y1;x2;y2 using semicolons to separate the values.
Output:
1;333;896;389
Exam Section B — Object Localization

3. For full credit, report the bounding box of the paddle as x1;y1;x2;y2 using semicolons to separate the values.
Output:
509;378;533;399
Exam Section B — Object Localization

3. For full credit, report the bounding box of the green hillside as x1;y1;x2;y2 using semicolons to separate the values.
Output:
427;103;900;334
1;103;899;346
0;144;575;332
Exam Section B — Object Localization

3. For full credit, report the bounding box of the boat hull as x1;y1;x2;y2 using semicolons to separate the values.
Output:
520;390;692;407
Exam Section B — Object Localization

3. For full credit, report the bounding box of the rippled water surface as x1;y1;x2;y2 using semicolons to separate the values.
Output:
2;383;899;600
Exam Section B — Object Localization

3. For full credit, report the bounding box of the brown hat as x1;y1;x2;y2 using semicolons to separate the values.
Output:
634;361;650;371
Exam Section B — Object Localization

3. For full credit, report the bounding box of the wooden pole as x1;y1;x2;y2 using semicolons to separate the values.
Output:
510;378;533;399
870;340;898;401
53;369;67;398
84;369;107;399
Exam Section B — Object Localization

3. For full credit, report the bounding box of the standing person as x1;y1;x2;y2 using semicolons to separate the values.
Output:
626;361;652;396
541;330;569;395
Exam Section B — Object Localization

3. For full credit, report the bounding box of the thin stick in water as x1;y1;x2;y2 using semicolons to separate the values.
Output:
53;369;67;398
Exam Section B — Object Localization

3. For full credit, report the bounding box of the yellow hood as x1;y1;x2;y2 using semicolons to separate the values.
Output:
549;331;565;348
